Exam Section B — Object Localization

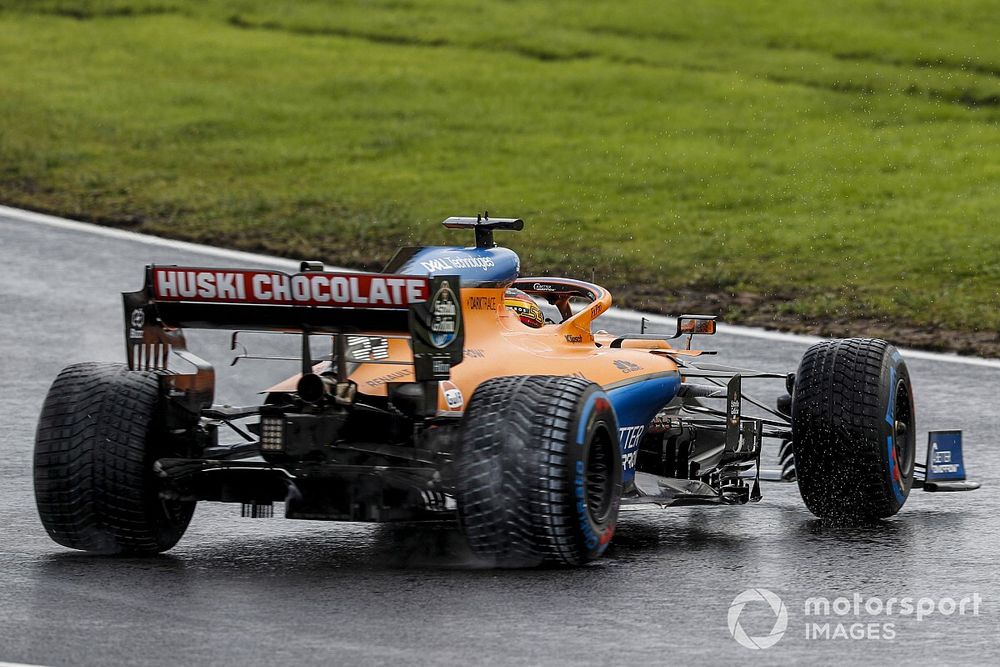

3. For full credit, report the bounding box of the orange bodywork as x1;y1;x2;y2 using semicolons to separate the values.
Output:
268;279;684;415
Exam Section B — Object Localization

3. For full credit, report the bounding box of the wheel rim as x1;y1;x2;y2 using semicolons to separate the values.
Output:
585;425;615;523
892;379;914;478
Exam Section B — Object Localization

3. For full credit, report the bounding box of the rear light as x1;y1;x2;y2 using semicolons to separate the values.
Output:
259;416;285;451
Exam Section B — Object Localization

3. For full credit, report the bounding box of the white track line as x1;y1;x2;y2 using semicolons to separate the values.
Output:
0;204;300;269
0;662;49;667
4;204;999;369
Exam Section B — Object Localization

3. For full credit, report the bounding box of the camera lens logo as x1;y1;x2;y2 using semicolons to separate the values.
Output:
727;588;788;650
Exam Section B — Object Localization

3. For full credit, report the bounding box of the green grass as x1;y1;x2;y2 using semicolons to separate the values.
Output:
1;0;999;341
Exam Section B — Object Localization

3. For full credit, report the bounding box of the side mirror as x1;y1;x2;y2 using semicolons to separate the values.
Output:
675;315;717;337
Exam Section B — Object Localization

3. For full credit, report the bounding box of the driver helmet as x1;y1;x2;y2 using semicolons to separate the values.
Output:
504;288;544;328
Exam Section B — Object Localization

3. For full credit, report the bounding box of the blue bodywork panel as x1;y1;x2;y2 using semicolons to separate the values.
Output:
387;246;520;287
608;373;682;484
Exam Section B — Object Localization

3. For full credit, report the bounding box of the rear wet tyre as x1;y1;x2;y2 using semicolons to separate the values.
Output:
455;375;622;567
792;339;916;520
34;362;195;554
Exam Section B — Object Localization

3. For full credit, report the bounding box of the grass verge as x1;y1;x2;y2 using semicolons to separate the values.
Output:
1;1;999;354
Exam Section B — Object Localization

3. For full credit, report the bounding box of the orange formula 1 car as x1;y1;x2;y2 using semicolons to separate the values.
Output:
33;215;978;566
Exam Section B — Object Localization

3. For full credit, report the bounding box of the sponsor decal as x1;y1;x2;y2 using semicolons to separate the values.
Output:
429;280;460;349
467;296;498;311
531;282;558;292
565;334;584;343
420;254;496;273
728;397;741;427
613;359;642;373
930;442;957;474
365;368;410;387
152;268;427;309
924;431;974;486
618;425;644;471
347;336;389;361
465;348;486;358
441;380;464;410
929;438;962;476
431;357;451;375
128;309;145;339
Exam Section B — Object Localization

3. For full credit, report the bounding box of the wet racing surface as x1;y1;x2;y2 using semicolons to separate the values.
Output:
1;212;998;665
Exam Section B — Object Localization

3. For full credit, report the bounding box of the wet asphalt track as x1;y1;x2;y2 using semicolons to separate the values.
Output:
1;211;999;666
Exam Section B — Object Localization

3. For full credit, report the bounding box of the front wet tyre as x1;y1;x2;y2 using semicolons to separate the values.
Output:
792;339;916;520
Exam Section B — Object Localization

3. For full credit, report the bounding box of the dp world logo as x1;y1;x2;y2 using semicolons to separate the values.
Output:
727;588;788;650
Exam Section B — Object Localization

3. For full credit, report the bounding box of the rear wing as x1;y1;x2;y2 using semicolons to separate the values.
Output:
122;264;464;409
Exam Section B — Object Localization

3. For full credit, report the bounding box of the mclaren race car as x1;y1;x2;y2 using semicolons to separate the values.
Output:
33;215;979;566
